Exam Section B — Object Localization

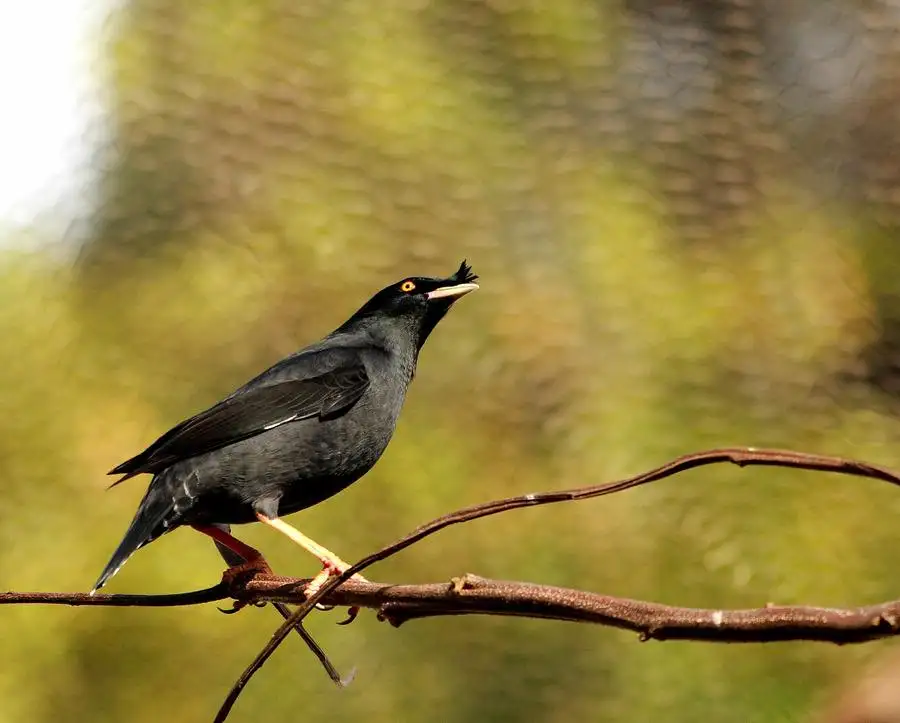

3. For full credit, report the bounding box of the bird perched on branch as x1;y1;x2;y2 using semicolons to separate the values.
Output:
92;261;479;596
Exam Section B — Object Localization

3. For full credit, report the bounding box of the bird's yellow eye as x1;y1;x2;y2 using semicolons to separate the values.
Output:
400;280;416;292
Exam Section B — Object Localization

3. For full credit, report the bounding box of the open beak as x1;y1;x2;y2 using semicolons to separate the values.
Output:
426;282;479;301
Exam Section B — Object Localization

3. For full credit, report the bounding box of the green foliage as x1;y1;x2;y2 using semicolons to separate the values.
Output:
4;1;900;721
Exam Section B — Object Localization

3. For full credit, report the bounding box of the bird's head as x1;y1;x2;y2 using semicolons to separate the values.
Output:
340;260;479;350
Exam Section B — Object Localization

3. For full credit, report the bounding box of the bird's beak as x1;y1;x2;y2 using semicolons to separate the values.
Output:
426;282;479;301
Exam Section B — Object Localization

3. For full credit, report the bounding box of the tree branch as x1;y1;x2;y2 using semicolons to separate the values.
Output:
7;572;900;645
3;447;899;722
216;446;900;722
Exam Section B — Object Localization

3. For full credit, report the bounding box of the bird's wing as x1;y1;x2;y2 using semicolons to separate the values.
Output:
108;352;369;483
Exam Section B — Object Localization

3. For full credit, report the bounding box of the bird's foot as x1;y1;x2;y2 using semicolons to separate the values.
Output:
304;560;369;625
219;599;267;615
304;560;369;597
221;554;274;585
218;554;274;614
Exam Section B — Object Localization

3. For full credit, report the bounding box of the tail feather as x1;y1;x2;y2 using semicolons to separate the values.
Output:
91;485;178;594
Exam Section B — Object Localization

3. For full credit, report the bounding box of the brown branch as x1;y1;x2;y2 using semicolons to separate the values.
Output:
3;447;899;722
7;573;900;646
216;446;900;722
239;573;900;644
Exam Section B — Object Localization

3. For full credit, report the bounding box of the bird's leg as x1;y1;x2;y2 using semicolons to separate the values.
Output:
192;524;274;585
254;513;369;600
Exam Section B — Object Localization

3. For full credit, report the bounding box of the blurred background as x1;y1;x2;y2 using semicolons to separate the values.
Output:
3;0;900;721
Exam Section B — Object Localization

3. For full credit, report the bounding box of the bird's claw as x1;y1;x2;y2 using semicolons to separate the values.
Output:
218;557;275;615
217;597;268;614
337;606;360;626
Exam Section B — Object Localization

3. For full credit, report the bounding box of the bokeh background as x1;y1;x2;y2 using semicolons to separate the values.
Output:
4;0;900;721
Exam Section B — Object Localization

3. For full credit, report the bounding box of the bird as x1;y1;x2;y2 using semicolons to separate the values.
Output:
92;260;478;595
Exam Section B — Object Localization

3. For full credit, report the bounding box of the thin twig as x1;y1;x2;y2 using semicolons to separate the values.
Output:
211;526;351;688
270;602;354;687
0;585;228;607
214;447;900;722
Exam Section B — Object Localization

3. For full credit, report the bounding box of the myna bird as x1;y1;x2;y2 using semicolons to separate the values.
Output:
92;261;478;595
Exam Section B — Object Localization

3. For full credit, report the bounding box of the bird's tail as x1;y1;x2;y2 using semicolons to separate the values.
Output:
91;483;177;594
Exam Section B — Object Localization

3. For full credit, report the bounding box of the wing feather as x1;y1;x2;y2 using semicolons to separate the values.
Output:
108;355;369;483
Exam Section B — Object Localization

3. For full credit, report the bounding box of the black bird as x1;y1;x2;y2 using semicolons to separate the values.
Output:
92;261;478;594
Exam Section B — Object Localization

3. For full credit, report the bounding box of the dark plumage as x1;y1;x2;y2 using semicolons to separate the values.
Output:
92;261;478;593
